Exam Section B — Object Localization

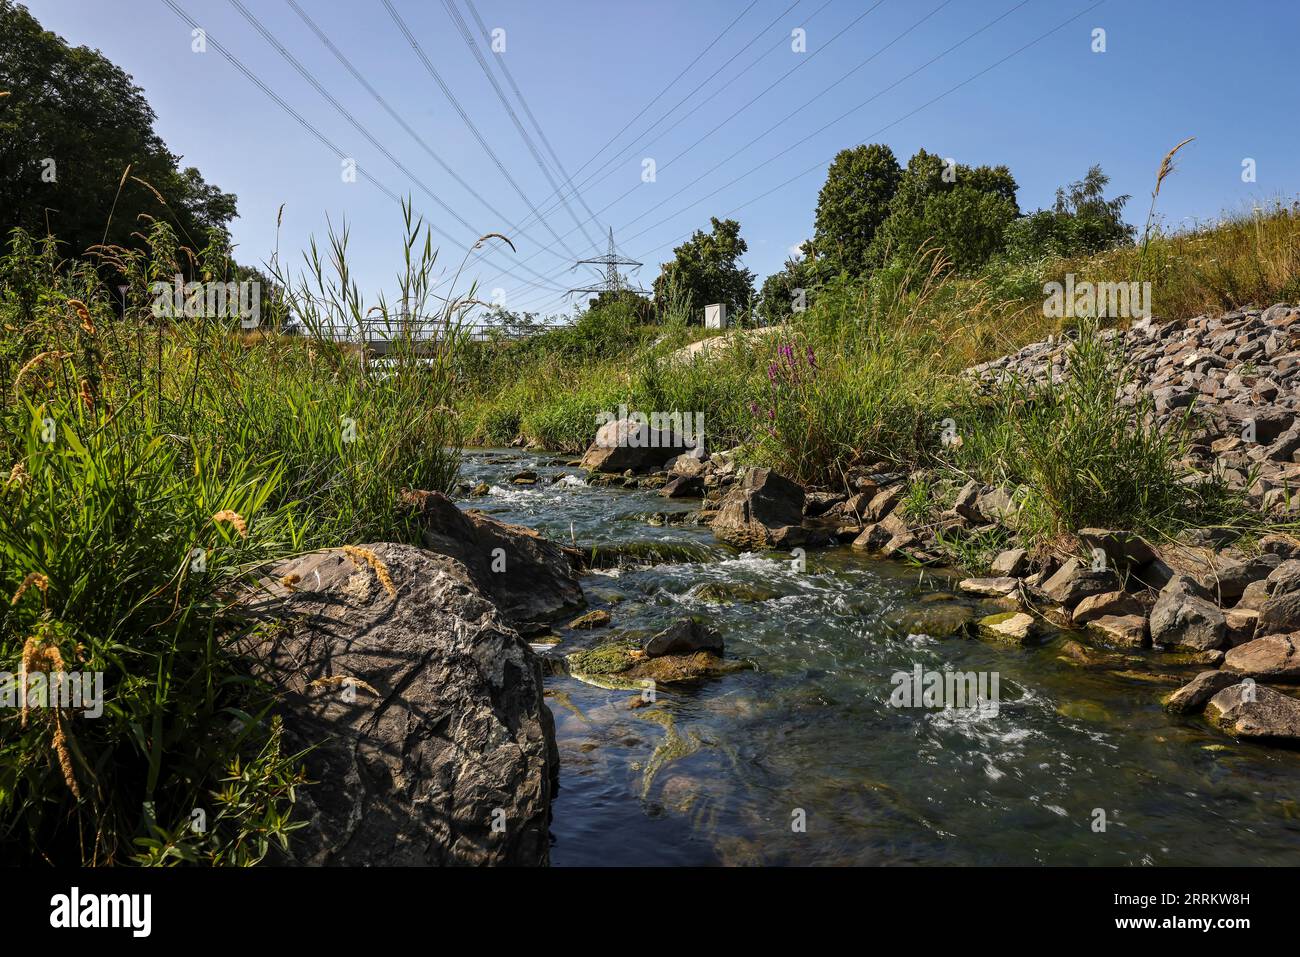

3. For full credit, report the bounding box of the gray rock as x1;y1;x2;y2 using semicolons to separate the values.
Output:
409;490;585;635
1201;554;1280;603
990;548;1029;577
660;474;704;498
957;576;1020;597
1164;670;1242;714
1266;559;1300;596
239;543;557;866
975;486;1017;524
644;618;724;658
710;467;807;550
1072;590;1143;625
1087;614;1148;647
1259;590;1300;635
1077;528;1158;566
1149;576;1227;651
953;480;981;522
1223;634;1300;681
1040;558;1119;609
1205;683;1300;742
580;417;695;473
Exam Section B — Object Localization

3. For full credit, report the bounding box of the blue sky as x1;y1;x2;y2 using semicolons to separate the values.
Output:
25;0;1300;318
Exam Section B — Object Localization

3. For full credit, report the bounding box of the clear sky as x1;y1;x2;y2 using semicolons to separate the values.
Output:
23;0;1300;318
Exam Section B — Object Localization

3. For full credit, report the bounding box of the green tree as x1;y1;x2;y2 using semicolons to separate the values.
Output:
812;143;902;277
1003;165;1135;261
0;1;237;259
757;244;822;326
869;149;1020;273
653;217;755;320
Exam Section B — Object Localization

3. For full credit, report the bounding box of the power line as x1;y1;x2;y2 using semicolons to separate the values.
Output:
511;0;1104;312
379;0;580;261
622;0;1108;271
514;0;877;272
440;0;600;254
610;0;963;241
461;0;606;245
159;0;566;295
211;0;569;294
283;0;572;268
504;0;765;238
615;0;1037;251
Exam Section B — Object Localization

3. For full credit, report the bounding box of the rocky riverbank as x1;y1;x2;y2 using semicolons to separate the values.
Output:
567;303;1300;748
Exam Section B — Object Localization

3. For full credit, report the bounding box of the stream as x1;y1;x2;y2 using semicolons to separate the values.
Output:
457;449;1300;866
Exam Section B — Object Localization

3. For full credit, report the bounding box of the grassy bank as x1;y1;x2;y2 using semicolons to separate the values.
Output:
0;210;467;864
461;203;1300;544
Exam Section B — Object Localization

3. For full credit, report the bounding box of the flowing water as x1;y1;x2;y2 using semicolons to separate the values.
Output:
458;450;1300;866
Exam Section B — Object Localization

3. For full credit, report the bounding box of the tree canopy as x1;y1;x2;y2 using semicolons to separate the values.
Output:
653;217;755;320
0;0;238;259
812;143;902;277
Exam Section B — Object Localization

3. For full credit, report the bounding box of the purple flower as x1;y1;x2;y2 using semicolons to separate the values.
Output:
806;346;817;369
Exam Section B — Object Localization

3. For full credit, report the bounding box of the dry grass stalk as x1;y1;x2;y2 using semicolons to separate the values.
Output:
13;350;70;394
307;674;380;697
212;509;248;538
68;298;95;335
11;572;49;605
342;545;397;598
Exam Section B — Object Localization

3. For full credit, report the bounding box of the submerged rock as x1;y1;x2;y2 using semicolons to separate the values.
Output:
644;618;724;658
565;639;750;688
978;611;1040;644
239;543;557;866
568;609;612;629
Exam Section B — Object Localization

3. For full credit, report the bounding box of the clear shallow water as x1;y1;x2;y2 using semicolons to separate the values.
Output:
458;450;1300;866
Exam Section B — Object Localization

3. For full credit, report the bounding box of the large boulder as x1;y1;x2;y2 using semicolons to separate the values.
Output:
238;543;558;866
580;417;695;473
1149;576;1227;651
710;468;807;550
406;490;584;635
1205;683;1300;743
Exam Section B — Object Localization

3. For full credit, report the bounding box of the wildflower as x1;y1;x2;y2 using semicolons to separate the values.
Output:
806;346;817;369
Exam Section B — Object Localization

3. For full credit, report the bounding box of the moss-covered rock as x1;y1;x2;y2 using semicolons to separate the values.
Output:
565;640;752;689
977;611;1040;644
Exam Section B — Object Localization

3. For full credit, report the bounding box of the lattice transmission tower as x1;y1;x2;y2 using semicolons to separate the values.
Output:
567;227;650;301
